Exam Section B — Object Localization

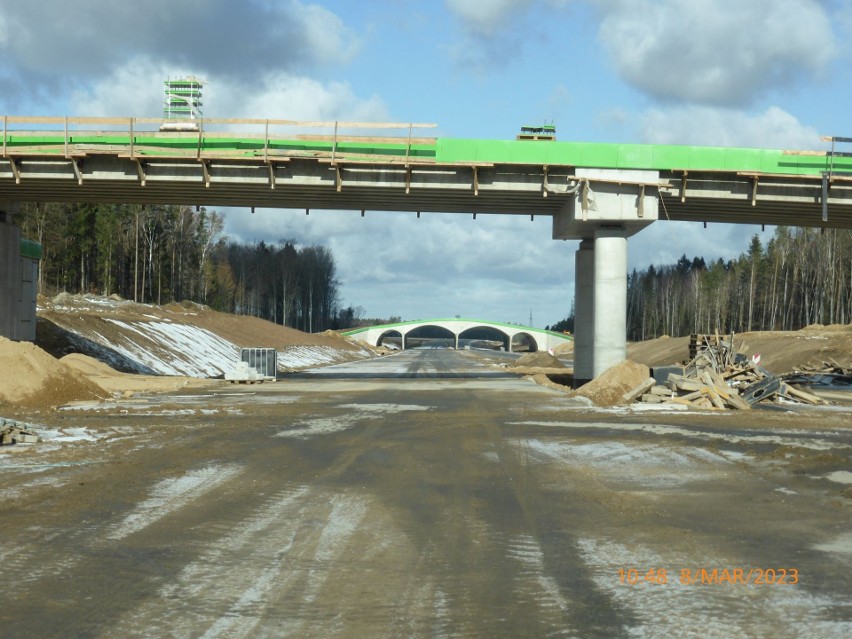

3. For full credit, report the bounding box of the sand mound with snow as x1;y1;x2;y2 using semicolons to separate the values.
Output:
513;352;565;369
0;337;106;409
574;360;650;407
60;352;217;395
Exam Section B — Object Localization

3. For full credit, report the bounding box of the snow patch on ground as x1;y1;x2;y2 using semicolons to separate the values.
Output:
35;426;106;443
104;319;239;377
577;537;852;638
521;438;726;487
822;470;852;485
508;420;851;452
813;533;852;554
275;417;361;439
107;464;242;541
278;345;369;369
506;534;573;622
275;403;433;439
338;403;431;414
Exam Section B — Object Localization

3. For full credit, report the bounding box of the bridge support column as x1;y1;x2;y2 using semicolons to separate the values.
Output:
554;168;658;385
1;203;22;340
573;239;595;386
592;227;628;378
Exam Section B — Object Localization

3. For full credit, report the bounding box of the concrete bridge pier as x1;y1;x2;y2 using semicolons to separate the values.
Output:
1;201;22;339
573;239;595;385
592;228;628;378
571;229;628;385
552;169;659;387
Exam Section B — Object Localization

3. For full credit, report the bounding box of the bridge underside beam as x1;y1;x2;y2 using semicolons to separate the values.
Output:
658;170;852;227
0;157;574;216
2;156;852;227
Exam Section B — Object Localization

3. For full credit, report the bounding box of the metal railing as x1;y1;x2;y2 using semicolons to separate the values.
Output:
1;116;439;164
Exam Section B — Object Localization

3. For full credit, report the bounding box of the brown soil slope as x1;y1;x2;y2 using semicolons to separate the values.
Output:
627;326;852;375
41;294;363;353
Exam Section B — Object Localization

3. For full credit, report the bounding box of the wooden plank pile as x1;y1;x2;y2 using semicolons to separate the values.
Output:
0;419;39;445
788;358;852;377
624;333;826;410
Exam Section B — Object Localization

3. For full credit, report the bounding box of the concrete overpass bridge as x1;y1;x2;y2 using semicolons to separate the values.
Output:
343;318;572;353
2;116;851;382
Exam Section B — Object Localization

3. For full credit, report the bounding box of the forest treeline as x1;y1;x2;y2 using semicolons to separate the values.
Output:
16;203;851;338
624;227;852;340
15;202;361;332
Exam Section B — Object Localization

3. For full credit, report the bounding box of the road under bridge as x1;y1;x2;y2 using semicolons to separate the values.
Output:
2;117;851;381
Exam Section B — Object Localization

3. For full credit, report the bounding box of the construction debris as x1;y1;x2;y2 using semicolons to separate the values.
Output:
625;333;828;410
1;418;40;445
792;358;851;376
782;358;852;388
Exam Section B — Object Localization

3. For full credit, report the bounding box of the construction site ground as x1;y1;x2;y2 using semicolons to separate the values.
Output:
0;298;850;636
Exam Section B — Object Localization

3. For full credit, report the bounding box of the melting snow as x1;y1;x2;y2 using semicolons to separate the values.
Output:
103;319;239;377
278;345;369;369
107;464;242;540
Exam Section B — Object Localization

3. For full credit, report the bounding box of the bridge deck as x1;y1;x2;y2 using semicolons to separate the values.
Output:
2;117;851;228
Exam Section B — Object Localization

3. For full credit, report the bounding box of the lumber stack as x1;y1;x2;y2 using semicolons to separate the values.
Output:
788;358;852;377
0;420;39;445
623;333;826;409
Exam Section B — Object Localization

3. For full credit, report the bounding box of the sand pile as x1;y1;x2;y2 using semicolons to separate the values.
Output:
513;352;565;368
60;353;217;395
574;360;650;407
0;337;106;409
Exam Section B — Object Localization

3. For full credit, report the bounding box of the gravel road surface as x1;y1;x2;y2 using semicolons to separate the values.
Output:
1;349;850;638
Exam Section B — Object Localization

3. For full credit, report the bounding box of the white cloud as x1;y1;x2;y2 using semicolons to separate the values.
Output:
70;60;388;123
595;0;837;105
69;57;179;117
640;105;823;150
211;73;387;122
222;208;574;326
445;0;534;37
291;2;362;65
0;0;359;79
442;0;547;73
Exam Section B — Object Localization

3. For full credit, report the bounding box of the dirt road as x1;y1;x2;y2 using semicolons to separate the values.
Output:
1;349;850;637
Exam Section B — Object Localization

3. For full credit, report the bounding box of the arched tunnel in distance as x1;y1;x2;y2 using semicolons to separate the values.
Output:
375;324;540;352
377;329;404;350
510;332;538;353
457;326;510;351
404;325;456;349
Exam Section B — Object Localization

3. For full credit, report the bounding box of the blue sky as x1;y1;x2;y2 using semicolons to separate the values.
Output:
1;0;849;327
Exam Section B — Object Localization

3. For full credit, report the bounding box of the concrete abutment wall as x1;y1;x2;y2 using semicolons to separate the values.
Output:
1;206;39;342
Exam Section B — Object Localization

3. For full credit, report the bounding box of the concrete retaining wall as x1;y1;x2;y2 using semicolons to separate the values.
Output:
0;220;39;341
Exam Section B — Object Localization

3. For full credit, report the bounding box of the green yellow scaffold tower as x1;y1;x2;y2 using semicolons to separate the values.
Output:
163;76;203;120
